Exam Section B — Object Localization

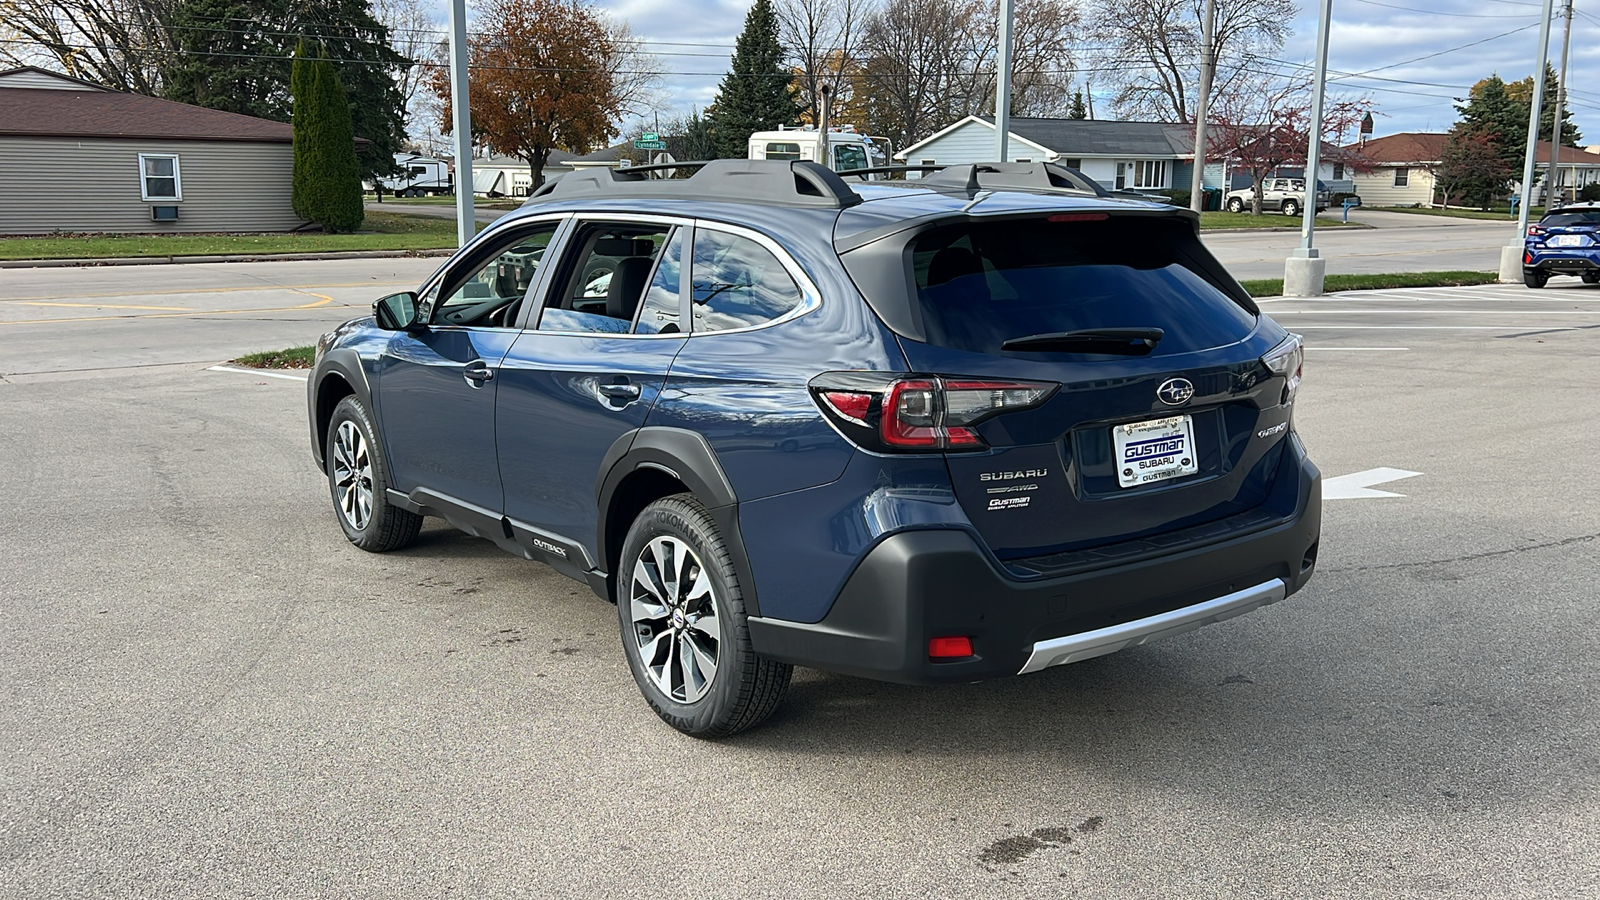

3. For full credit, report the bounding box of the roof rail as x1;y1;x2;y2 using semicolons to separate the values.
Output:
528;159;862;208
921;162;1111;198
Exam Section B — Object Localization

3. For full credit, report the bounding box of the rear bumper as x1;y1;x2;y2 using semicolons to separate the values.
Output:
747;444;1321;685
1525;250;1600;272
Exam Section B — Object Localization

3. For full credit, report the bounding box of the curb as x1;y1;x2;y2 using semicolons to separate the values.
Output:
0;248;457;269
1202;223;1374;234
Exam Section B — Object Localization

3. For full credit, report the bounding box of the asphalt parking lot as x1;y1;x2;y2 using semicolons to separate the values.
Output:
2;263;1597;898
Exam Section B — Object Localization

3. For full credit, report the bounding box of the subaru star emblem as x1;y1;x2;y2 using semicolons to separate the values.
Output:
1157;378;1195;406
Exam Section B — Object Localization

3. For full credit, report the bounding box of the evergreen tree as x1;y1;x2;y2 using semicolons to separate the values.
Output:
309;55;366;232
1506;63;1582;147
1457;68;1582;173
160;0;406;185
680;108;719;161
291;42;315;220
709;0;800;159
1068;91;1087;120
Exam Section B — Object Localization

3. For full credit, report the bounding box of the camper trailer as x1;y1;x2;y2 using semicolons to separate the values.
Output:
376;153;453;197
747;126;887;174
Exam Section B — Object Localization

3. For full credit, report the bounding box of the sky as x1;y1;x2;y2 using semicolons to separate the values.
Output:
437;0;1600;145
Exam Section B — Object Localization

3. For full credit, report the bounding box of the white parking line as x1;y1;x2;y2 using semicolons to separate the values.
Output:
1303;347;1409;351
206;365;309;382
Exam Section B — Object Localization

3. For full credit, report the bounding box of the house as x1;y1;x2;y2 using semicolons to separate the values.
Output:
1349;131;1600;206
472;150;577;198
895;116;1199;193
895;115;1352;198
0;66;306;234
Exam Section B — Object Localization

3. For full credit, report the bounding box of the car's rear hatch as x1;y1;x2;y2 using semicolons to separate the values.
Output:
1533;210;1600;247
836;209;1295;563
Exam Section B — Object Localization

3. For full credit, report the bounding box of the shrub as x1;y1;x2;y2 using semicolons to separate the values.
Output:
1166;188;1191;208
1580;183;1600;203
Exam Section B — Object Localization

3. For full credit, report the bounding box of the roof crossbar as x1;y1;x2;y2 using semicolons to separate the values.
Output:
529;159;862;208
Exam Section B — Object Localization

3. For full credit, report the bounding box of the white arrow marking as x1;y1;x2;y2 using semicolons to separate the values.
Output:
1323;467;1423;500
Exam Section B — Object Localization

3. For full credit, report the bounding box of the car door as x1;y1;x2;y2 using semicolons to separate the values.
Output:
494;216;690;564
375;215;567;528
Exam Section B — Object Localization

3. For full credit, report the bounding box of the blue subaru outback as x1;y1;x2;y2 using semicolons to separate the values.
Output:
308;161;1321;736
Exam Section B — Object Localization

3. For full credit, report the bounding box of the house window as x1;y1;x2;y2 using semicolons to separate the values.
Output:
1016;157;1032;163
1133;160;1167;189
139;154;181;200
1333;163;1345;180
1061;158;1083;169
1394;167;1409;187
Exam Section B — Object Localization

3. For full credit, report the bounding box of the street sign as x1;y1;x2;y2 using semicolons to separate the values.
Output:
641;132;659;142
633;139;667;150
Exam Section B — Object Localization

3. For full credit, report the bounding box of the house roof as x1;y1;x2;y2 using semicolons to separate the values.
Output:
982;116;1195;157
0;82;294;143
0;65;109;91
1350;131;1600;167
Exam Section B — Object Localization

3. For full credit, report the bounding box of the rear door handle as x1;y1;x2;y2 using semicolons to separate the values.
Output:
463;362;495;385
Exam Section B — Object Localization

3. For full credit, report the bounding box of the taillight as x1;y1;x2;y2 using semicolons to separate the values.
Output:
1261;333;1303;404
1528;225;1546;238
810;372;1057;452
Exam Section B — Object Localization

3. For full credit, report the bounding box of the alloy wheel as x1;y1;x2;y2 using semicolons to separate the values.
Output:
628;535;721;703
332;421;374;530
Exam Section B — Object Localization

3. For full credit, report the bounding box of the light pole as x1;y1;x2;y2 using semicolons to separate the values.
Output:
1189;0;1217;214
447;0;475;248
1500;0;1556;283
1545;0;1573;206
1283;0;1332;297
995;0;1013;161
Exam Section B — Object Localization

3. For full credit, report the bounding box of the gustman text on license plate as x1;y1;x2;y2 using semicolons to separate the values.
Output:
1113;415;1199;488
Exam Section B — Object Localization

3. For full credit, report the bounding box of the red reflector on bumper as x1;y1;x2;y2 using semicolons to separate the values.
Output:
928;636;974;659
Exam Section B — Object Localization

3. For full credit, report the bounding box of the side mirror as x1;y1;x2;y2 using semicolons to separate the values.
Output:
373;291;420;330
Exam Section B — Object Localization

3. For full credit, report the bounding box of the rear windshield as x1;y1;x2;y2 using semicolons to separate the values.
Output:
910;217;1256;356
1542;211;1600;227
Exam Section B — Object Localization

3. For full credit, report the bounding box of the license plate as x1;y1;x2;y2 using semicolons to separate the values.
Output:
1113;415;1198;488
1552;234;1586;247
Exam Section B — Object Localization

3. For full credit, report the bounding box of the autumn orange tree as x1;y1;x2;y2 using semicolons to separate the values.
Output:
430;0;656;189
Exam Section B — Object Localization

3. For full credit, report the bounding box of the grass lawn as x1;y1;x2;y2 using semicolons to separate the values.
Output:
1241;270;1499;297
0;211;484;261
1370;206;1523;221
1199;211;1349;230
232;346;316;369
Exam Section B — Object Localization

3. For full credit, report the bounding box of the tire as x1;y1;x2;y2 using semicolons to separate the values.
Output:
325;396;422;552
1226;197;1244;213
1581;271;1599;284
1523;269;1549;289
617;494;792;737
1282;199;1301;217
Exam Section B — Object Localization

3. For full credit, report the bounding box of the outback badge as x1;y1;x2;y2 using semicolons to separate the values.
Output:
1156;377;1195;406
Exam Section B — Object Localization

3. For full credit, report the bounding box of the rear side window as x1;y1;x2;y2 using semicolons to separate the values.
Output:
691;229;803;332
910;217;1256;356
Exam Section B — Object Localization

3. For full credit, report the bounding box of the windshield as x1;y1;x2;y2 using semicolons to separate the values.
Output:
909;217;1256;357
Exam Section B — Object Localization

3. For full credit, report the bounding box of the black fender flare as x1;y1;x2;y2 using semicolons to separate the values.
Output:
308;349;375;472
594;427;762;617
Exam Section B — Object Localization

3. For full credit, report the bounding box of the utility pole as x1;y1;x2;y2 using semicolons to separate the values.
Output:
995;0;1014;161
1546;0;1574;206
1283;0;1333;297
1499;0;1556;283
447;0;474;248
818;84;833;171
1189;0;1217;213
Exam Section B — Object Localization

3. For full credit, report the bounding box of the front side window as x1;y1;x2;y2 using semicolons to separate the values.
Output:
690;229;803;333
139;154;181;200
431;222;559;327
539;221;673;334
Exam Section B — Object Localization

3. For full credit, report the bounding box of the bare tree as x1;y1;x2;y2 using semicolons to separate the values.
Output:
1093;0;1294;123
0;0;175;93
371;0;435;116
775;0;866;125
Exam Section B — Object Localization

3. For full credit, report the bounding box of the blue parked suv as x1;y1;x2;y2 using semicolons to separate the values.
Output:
308;160;1321;736
1522;203;1600;287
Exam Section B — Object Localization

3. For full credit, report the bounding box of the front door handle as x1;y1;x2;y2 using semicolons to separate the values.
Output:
598;378;641;403
463;362;495;385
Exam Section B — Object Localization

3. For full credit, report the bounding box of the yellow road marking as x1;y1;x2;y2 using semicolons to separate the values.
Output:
2;294;349;326
0;279;415;304
17;302;196;311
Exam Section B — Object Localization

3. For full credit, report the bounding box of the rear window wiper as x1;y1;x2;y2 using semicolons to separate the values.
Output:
1000;328;1164;354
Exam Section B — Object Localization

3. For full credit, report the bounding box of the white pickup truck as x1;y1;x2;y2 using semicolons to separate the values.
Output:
1224;177;1331;216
